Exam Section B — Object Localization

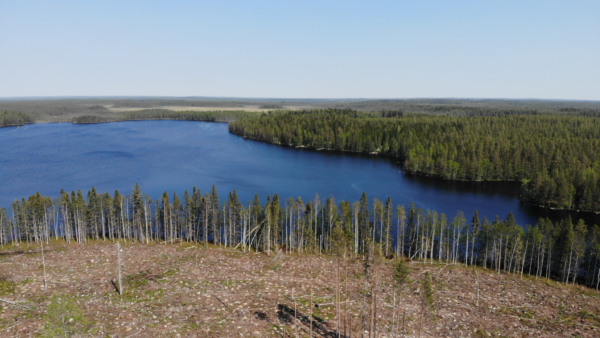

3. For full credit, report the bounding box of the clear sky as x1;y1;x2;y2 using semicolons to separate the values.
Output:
1;0;598;100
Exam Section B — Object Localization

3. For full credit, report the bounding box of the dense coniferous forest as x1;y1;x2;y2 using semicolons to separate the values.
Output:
3;97;598;122
229;110;600;212
327;99;600;115
1;184;600;289
71;109;256;124
0;111;34;127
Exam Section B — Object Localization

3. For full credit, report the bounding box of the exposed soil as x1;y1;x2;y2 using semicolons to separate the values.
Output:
0;240;599;337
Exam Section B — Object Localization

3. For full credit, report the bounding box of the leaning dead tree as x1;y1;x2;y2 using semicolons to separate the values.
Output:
0;298;34;310
114;241;123;295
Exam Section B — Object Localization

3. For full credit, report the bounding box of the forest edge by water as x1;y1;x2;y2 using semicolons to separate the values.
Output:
2;184;600;293
3;102;600;213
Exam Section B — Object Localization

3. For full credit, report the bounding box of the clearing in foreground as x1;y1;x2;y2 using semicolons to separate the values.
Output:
0;241;599;337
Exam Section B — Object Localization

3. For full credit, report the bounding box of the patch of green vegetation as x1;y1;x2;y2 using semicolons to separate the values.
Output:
21;278;33;285
578;310;597;318
220;279;233;288
434;279;447;291
473;328;488;337
578;310;600;325
489;327;509;337
143;289;164;300
125;271;151;288
0;278;16;296
41;294;92;337
577;288;600;299
499;306;536;319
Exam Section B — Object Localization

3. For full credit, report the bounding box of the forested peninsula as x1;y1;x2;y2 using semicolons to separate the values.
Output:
71;109;256;124
2;184;600;289
229;109;600;212
4;99;600;213
0;111;34;127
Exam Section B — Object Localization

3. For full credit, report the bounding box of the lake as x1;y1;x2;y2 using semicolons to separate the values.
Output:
0;120;598;227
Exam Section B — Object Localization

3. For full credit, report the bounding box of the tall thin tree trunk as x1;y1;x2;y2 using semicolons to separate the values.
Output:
117;241;123;295
41;242;47;290
310;256;313;338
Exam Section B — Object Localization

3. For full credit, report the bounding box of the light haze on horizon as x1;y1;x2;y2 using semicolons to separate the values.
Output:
1;0;598;100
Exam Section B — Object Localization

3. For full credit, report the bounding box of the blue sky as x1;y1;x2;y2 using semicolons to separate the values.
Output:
1;0;598;100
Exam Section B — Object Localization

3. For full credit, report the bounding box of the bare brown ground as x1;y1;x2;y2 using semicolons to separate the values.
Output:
0;240;599;337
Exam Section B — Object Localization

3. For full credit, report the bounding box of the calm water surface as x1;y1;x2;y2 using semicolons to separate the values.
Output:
1;121;598;226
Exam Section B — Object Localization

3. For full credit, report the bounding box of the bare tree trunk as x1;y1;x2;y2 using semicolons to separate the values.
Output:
310;256;313;338
402;310;406;338
418;292;424;338
117;242;123;295
293;288;298;338
337;255;340;338
41;242;47;290
391;291;396;338
204;200;208;248
344;249;348;338
465;228;469;266
521;240;528;278
369;285;376;338
143;201;149;245
170;204;174;245
565;240;574;284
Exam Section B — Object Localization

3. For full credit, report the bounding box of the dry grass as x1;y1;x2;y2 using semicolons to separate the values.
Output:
0;240;599;337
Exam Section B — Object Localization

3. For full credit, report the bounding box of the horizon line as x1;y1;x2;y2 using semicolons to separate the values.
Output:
1;96;599;103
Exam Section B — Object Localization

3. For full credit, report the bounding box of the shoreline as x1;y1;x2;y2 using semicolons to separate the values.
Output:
3;118;597;215
228;130;600;215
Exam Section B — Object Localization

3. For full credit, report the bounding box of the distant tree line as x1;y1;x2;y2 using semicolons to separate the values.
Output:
328;98;600;114
2;184;600;289
72;109;258;124
0;98;272;122
229;109;600;212
109;99;248;109
0;111;34;127
259;104;284;109
374;106;600;117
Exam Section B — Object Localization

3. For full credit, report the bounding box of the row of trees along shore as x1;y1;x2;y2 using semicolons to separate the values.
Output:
229;109;600;212
1;184;600;289
0;111;34;127
71;109;257;124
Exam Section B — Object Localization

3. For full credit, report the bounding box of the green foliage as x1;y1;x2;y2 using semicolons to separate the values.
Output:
259;104;284;109
0;278;16;296
230;110;600;212
392;260;410;292
71;115;109;124
125;272;150;288
72;109;256;124
42;295;90;337
0;111;33;127
164;268;177;277
6;182;600;290
421;272;436;321
331;220;347;256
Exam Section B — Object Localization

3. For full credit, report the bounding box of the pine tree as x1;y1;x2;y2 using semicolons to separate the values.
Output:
391;259;410;337
419;272;436;337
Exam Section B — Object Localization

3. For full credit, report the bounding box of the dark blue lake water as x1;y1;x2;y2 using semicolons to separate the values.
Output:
0;120;597;226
